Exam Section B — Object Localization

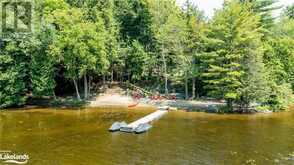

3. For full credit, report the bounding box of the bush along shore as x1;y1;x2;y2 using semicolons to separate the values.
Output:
21;83;290;114
1;0;294;112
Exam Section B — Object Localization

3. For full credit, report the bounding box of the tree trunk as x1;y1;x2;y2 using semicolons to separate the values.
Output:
118;71;121;83
227;99;233;112
128;73;131;83
88;76;91;98
73;79;81;100
103;75;106;85
52;91;57;100
120;72;123;83
185;76;189;100
162;46;168;95
111;69;114;83
84;74;88;99
192;77;196;99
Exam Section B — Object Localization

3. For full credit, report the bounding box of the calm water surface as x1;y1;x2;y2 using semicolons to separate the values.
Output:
1;107;294;165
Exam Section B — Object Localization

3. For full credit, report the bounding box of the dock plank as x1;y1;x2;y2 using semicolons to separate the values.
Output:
120;109;168;132
128;110;168;128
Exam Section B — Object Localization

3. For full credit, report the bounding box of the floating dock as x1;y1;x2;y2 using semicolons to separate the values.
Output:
119;107;169;133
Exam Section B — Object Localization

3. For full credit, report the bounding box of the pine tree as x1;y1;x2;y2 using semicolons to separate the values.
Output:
284;4;294;19
182;0;207;99
203;1;269;111
149;0;187;94
239;0;280;29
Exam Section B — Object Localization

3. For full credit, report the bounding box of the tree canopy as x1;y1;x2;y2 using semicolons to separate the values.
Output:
1;0;293;112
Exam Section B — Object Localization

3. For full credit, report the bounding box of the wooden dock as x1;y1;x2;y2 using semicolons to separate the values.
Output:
120;107;169;132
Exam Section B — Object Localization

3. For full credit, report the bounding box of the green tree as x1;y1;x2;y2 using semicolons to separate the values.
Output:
49;7;108;100
115;0;154;48
0;41;28;108
29;28;57;98
203;1;269;111
125;40;149;81
284;4;294;19
149;0;186;94
182;0;207;99
263;16;294;110
239;0;280;29
85;0;121;82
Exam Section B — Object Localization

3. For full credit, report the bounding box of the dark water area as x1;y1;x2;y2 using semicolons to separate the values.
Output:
1;107;294;165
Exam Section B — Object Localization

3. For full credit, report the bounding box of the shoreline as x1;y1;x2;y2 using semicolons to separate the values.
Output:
2;85;292;114
2;84;291;114
1;95;282;115
1;102;291;116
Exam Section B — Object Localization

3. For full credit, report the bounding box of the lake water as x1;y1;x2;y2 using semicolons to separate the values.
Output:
1;107;294;165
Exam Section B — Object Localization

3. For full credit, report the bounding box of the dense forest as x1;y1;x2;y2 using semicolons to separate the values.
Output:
0;0;294;112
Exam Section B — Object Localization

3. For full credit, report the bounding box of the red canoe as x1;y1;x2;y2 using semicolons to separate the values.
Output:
128;102;139;108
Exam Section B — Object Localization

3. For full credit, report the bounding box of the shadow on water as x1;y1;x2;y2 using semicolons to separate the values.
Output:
1;107;294;164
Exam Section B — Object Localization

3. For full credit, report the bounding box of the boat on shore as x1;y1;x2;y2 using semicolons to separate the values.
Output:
128;102;139;108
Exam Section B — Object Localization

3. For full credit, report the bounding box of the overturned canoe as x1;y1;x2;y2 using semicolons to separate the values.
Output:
109;121;127;132
134;123;152;134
